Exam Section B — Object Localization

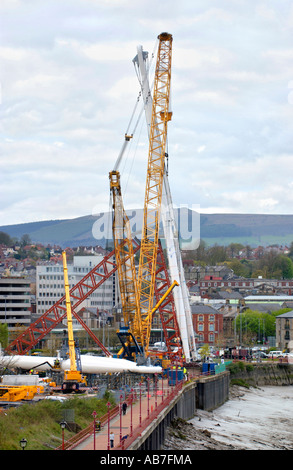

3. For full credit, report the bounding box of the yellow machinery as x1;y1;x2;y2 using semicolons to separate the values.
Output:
110;32;174;361
61;251;87;392
0;384;44;402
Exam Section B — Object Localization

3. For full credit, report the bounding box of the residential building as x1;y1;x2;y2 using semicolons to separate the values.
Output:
191;303;223;347
184;264;233;282
0;277;32;329
199;278;293;297
275;310;293;352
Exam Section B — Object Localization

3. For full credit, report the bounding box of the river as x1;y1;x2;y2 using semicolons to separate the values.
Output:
162;385;293;450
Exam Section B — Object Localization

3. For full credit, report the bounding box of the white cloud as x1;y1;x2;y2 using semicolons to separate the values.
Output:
0;0;293;227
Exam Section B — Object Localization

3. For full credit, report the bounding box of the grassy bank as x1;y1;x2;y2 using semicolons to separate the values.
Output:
0;394;115;450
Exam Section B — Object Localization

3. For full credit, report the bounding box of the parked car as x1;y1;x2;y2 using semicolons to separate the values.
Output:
253;351;267;359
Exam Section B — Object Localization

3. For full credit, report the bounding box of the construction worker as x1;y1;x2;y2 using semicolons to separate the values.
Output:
183;366;187;380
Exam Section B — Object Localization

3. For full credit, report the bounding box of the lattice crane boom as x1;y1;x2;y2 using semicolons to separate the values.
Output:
137;32;173;355
109;33;174;359
134;42;196;362
109;170;143;351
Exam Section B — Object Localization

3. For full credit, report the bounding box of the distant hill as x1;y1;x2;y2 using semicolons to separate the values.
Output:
1;211;293;249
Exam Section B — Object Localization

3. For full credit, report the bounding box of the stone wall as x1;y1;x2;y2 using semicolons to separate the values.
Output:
228;362;293;387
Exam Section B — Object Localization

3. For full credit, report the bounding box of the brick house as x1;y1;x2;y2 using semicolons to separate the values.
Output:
191;303;223;347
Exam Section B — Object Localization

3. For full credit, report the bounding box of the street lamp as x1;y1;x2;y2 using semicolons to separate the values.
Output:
107;401;111;450
119;393;123;445
92;410;97;450
147;377;150;418
60;421;66;450
155;374;157;409
139;382;142;426
130;388;134;436
19;438;27;450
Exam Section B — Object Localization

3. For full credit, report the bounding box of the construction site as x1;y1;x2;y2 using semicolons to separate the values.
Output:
0;33;231;451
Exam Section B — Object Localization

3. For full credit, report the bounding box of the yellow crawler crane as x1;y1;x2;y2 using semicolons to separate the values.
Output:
110;33;175;361
61;251;86;392
137;32;173;356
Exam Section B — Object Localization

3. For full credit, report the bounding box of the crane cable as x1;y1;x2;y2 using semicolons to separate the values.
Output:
113;38;158;173
110;38;158;229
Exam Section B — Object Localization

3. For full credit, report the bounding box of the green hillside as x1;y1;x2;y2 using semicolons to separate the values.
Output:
1;212;293;248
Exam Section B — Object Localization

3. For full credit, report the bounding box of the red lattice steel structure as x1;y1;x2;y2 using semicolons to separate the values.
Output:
5;239;182;362
5;239;140;356
153;241;183;362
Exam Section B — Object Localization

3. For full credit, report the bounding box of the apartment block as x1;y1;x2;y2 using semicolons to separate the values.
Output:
0;277;32;328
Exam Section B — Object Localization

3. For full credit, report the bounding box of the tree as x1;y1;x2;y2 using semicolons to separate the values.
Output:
0;231;13;247
235;308;291;344
199;344;211;360
273;255;293;279
227;243;244;258
207;244;228;265
20;234;31;247
225;259;249;277
0;324;9;349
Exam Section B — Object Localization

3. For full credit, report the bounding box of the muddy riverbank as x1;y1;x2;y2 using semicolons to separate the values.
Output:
162;385;293;450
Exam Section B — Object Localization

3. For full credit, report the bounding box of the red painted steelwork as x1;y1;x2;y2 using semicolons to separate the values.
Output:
153;241;183;362
5;239;140;355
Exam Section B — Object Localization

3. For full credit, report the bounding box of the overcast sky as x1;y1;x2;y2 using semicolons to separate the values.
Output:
1;0;293;227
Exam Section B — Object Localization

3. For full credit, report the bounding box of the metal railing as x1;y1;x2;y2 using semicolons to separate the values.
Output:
55;379;184;450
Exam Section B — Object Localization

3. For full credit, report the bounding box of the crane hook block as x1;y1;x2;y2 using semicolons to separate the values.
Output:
158;32;173;42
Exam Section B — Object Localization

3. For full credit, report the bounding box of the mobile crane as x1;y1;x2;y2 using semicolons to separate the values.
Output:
61;251;87;392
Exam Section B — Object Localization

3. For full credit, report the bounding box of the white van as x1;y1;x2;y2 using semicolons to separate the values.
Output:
270;351;283;358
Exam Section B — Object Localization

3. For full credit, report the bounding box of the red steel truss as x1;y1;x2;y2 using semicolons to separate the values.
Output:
153;241;183;362
5;239;140;356
5;238;182;362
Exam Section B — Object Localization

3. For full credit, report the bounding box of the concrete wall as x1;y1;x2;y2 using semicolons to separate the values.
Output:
196;372;230;411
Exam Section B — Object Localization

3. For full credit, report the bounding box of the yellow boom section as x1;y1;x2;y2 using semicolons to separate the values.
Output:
137;32;173;355
109;171;143;346
62;250;77;372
